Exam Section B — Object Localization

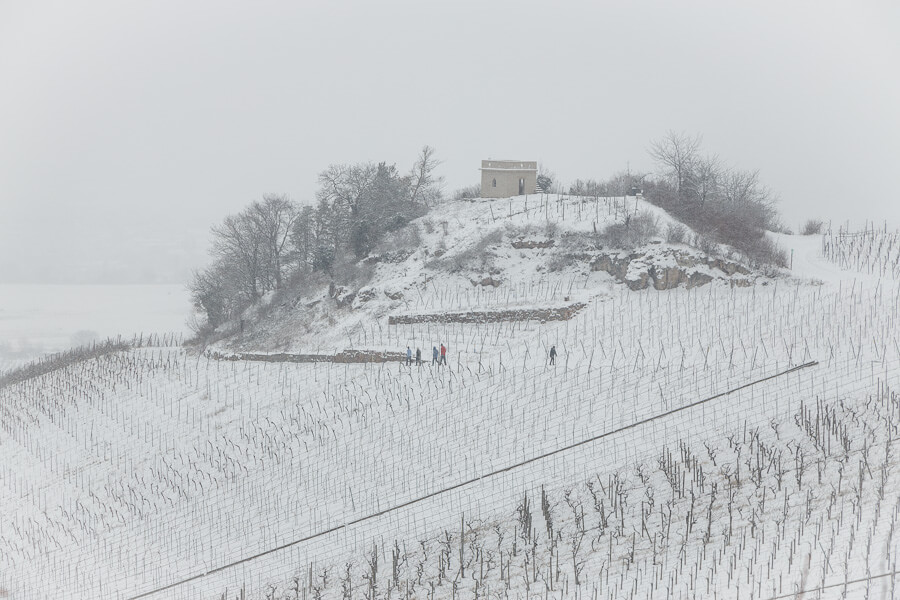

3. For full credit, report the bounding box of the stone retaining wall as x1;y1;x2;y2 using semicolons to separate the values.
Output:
511;239;555;249
388;303;586;325
208;349;406;364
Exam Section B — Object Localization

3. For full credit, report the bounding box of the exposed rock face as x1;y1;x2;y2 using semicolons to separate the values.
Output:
335;292;356;307
592;254;632;281
330;284;358;307
471;276;502;287
586;248;754;290
687;272;715;288
649;266;686;290
626;271;651;291
356;288;378;303
708;257;750;276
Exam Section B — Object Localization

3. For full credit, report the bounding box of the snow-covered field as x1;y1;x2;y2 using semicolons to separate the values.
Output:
0;284;192;371
1;200;899;600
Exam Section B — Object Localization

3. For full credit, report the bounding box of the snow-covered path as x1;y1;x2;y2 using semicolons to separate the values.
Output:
772;232;886;283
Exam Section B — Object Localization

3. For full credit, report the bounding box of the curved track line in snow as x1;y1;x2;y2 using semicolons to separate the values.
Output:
126;360;819;600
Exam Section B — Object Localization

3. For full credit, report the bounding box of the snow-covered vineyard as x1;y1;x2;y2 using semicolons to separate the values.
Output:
2;197;900;600
823;226;900;280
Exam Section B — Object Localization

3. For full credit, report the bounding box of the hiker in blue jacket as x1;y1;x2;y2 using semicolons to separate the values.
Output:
406;346;412;366
432;346;439;365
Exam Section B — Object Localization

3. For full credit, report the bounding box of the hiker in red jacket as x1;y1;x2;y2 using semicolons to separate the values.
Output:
439;343;447;366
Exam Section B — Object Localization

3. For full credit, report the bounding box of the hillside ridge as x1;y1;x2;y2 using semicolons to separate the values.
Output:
219;194;779;356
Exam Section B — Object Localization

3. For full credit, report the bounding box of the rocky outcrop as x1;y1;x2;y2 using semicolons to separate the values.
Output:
355;288;378;303
584;248;754;290
328;283;358;307
590;254;638;281
471;276;502;287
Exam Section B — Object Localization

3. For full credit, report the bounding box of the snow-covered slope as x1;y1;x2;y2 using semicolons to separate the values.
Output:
226;195;770;357
2;204;899;600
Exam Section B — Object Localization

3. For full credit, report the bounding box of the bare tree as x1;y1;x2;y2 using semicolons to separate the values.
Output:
408;145;443;205
317;163;378;216
189;260;247;328
211;212;265;301
643;132;784;265
649;131;703;198
720;169;777;227
192;196;301;329
191;146;438;330
569;178;604;196
249;194;298;288
312;197;340;273
604;170;632;197
289;205;315;270
688;154;722;207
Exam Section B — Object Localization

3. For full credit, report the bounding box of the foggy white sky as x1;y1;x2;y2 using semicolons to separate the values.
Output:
1;0;898;283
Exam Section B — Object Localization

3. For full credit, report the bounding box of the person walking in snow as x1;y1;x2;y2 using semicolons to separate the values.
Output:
549;345;557;366
406;346;412;366
440;343;447;366
415;347;422;366
432;346;439;365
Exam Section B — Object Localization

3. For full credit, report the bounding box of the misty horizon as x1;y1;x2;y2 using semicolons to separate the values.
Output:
2;1;899;284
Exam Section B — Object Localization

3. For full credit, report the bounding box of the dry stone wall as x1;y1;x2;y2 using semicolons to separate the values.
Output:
208;349;406;364
388;303;586;325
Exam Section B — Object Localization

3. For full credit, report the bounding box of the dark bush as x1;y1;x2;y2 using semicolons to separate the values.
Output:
601;211;659;249
743;235;789;268
802;219;824;235
666;223;688;244
453;184;482;200
644;131;786;266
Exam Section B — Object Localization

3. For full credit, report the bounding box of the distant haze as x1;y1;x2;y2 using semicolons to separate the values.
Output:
1;0;898;283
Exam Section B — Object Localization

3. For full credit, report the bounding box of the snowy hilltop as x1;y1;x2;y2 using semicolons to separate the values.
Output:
211;192;785;359
4;176;900;598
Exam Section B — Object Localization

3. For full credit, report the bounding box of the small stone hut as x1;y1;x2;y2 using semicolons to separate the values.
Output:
480;160;537;198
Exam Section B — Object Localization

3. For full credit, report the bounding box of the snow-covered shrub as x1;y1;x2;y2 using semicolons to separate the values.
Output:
692;233;719;257
666;222;688;245
742;235;788;268
375;222;421;254
601;210;659;249
801;219;824;235
453;184;481;200
568;179;605;196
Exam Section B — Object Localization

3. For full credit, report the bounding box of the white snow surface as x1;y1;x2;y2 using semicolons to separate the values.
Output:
2;199;900;600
